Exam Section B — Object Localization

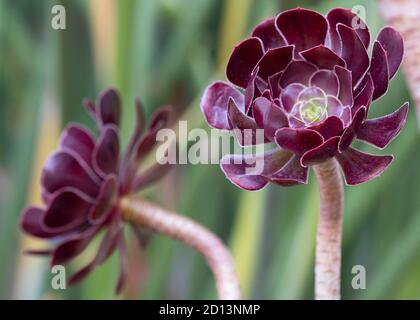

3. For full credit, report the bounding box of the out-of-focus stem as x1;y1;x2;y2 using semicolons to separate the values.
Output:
217;0;252;66
120;197;241;300
377;0;420;127
88;0;116;83
13;90;61;299
313;159;344;300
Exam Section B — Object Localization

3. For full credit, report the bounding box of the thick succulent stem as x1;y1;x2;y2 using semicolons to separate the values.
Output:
120;197;241;300
377;0;420;127
313;159;344;300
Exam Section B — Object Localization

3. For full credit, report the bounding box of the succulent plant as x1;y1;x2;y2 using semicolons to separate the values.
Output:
200;7;409;300
20;89;240;299
21;88;172;293
201;7;408;190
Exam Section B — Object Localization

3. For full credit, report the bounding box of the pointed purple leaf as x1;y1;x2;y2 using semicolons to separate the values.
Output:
310;116;344;140
301;45;346;70
60;124;95;167
83;99;96;120
95;221;122;265
97;88;121;127
268;71;283;98
200;81;244;129
253;97;288;141
251;17;286;50
226;37;265;88
125;98;145;156
93;124;120;178
275;127;323;155
21;207;59;238
275;8;328;54
69;219;122;286
148;105;172;131
370;41;389;100
88;175;118;224
326;8;370;53
220;149;292;191
115;234;128;294
335;66;353;106
131;162;172;192
134;105;173;162
244;68;259;113
43;189;94;232
268;155;309;186
301;136;340;166
51;227;99;266
280;83;305;112
353;74;374;114
326;96;344;117
336;147;393;185
280;61;318;88
256;46;294;80
339;106;366;151
310;70;339;96
68;263;95;285
41;150;100;198
377;26;404;79
228;98;259;146
357;102;409;149
337;23;369;86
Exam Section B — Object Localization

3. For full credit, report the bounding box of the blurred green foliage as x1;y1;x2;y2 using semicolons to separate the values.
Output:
0;0;419;299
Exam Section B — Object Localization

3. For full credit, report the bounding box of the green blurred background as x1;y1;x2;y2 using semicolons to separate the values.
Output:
0;0;419;299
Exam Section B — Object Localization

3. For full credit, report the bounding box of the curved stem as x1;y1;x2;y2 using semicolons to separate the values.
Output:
313;159;344;300
119;197;241;300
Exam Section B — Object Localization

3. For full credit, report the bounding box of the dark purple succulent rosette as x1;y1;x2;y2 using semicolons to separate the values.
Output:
20;88;172;292
201;7;409;190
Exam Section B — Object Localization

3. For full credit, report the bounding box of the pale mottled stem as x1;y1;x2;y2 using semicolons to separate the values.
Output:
120;197;241;300
377;0;420;127
313;159;344;300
